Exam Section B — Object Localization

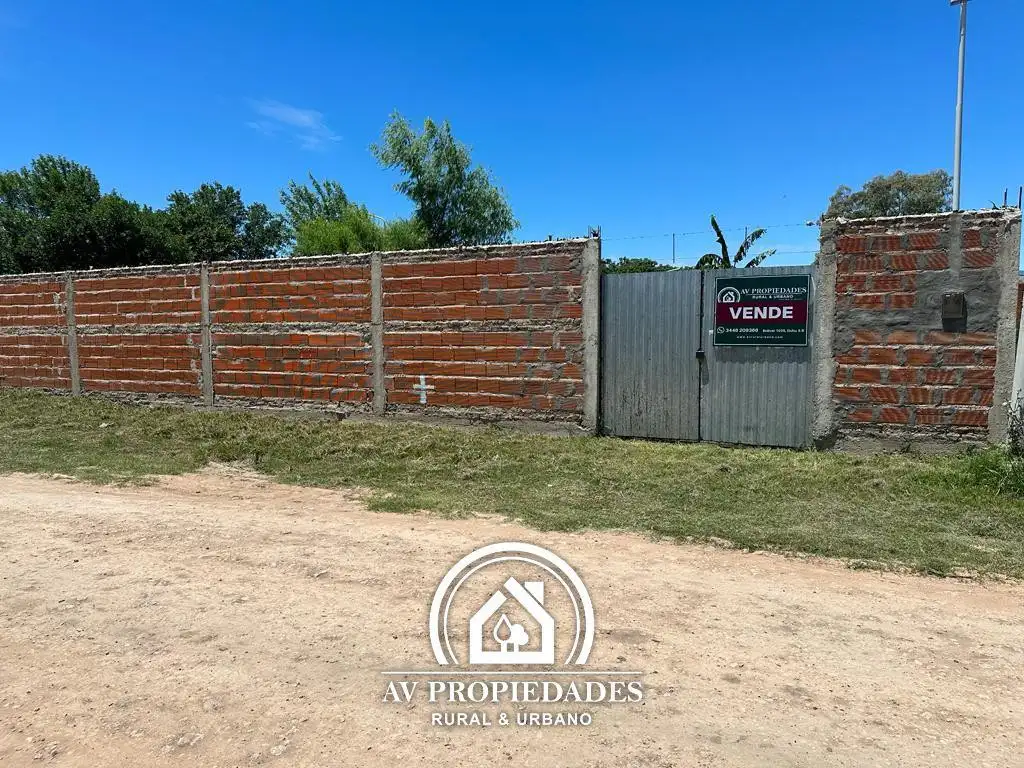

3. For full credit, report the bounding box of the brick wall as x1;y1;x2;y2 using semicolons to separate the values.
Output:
0;239;598;429
209;263;373;405
821;210;1021;448
381;246;585;415
74;271;202;396
0;278;69;389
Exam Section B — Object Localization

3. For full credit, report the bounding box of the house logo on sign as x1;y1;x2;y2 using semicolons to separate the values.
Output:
382;543;645;729
717;286;741;304
429;542;594;666
469;577;555;664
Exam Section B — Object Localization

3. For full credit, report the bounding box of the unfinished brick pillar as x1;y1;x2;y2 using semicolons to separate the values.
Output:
816;209;1021;451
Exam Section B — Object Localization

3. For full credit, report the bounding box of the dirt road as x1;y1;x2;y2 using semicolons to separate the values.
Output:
1;469;1021;767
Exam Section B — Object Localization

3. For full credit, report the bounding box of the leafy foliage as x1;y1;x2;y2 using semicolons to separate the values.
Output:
294;207;428;256
0;155;179;272
371;113;518;247
695;216;775;270
826;170;952;220
281;173;429;256
2;113;522;271
601;257;676;274
0;156;288;273
164;182;287;262
279;173;350;236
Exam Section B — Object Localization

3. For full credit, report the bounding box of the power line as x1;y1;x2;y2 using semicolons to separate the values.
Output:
601;220;818;243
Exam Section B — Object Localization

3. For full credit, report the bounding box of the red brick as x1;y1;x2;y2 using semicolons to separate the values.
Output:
871;235;902;252
952;410;989;427
850;367;883;384
915;408;948;425
909;232;941;250
964;250;996;269
834;386;864;402
853;294;885;310
887;368;918;384
878;407;910;424
837;235;868;254
904;387;933;405
847;408;875;423
921;253;949;270
890;253;916;272
963;368;994;386
941;387;976;405
871;275;904;292
979;389;994;407
961;332;996;346
864;386;900;404
854;330;883;345
962;229;982;249
905;349;935;366
854;256;884;273
887;330;919;344
836;276;868;293
943;348;978;366
924;331;958;345
888;293;916;309
864;347;899;365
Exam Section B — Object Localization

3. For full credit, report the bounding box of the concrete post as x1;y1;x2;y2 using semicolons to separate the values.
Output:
200;263;214;406
994;214;1022;443
370;253;386;415
811;221;838;447
64;273;81;396
581;237;601;435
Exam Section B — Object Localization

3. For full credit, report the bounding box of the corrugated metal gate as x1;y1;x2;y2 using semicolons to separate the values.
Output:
600;265;815;448
600;270;702;440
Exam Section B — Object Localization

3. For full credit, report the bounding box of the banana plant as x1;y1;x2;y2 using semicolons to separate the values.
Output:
695;215;776;270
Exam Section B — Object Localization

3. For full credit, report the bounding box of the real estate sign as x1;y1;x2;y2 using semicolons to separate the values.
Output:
713;274;810;347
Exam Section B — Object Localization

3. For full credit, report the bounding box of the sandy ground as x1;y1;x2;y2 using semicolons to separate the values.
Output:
1;469;1022;768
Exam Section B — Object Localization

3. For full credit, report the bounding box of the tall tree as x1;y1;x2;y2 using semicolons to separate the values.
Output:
695;216;775;270
826;170;952;220
371;113;518;247
0;155;102;272
279;173;350;236
164;182;287;262
89;193;180;267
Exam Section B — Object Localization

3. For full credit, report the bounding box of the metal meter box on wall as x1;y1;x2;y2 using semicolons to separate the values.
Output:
713;274;811;347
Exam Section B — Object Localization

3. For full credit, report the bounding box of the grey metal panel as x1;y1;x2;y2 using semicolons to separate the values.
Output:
600;270;702;440
699;265;816;448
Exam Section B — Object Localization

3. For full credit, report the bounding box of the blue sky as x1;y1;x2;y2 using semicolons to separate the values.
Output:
1;0;1021;266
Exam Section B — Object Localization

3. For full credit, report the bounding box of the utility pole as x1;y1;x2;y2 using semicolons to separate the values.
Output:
951;0;970;211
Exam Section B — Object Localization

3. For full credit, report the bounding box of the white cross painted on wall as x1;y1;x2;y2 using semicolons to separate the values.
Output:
412;375;435;404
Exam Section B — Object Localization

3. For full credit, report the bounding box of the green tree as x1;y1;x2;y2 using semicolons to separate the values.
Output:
0;155;102;272
294;207;428;256
371;113;518;247
695;216;775;270
164;182;287;262
279;173;350;236
601;257;676;274
826;170;952;220
89;194;180;267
